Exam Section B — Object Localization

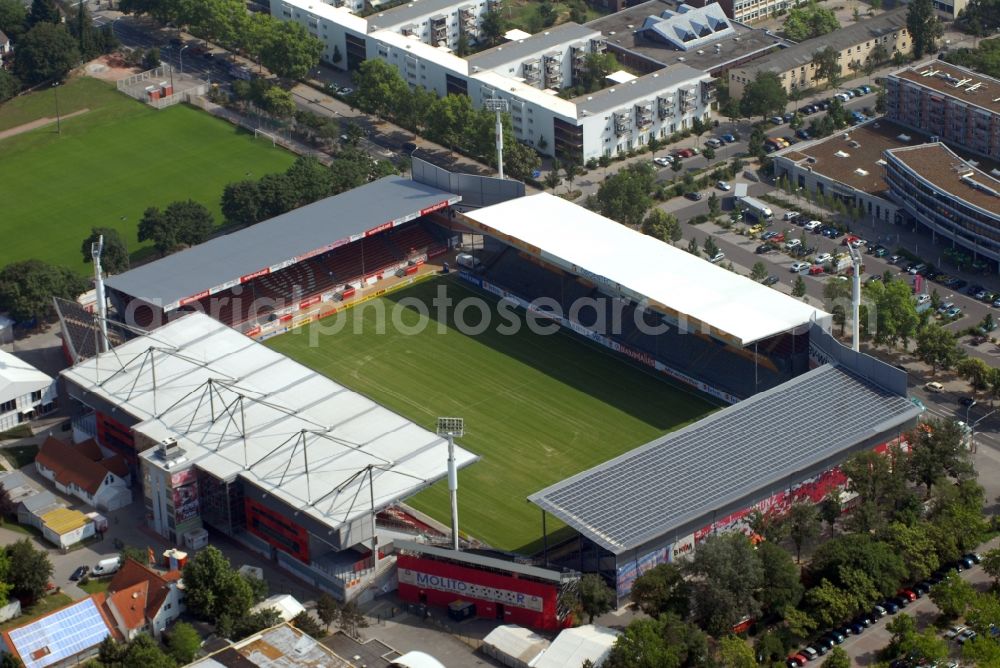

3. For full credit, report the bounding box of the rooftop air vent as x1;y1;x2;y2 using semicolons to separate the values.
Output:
855;168;869;176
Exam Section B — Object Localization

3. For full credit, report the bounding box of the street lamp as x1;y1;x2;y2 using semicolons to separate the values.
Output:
969;408;996;454
966;399;977;426
179;43;190;74
436;417;464;551
52;82;61;135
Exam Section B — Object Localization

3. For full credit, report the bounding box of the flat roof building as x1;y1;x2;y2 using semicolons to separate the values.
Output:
729;8;910;97
587;1;786;76
886;60;1000;163
885;142;1000;265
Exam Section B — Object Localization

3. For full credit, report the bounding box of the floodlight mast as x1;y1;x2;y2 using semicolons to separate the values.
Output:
483;98;509;180
847;244;862;352
91;235;109;354
436;417;465;550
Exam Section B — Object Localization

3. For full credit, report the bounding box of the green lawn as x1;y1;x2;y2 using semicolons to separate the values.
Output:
78;579;110;595
3;444;39;469
0;77;296;272
267;278;715;552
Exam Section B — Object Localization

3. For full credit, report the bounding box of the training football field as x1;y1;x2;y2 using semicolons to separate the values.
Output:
267;278;716;552
0;77;295;272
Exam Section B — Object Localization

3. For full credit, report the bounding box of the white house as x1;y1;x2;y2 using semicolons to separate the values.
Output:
0;30;11;67
0;348;56;432
105;559;185;639
34;436;133;511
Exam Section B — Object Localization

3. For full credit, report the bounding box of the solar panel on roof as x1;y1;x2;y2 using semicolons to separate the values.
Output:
529;365;921;554
8;598;110;668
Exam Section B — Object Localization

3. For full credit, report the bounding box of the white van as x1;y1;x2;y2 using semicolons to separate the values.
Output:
455;253;481;269
92;556;122;576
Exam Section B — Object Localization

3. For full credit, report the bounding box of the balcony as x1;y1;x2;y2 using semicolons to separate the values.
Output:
635;102;653;129
700;80;716;103
657;96;674;119
614;110;632;136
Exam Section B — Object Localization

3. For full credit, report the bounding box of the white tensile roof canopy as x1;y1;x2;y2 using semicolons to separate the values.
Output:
461;193;829;346
61;313;477;533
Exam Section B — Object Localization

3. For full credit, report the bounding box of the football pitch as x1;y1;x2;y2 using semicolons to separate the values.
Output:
267;278;717;552
0;77;295;272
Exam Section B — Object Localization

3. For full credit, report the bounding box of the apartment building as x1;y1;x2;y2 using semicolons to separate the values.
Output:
886;60;1000;163
275;0;714;162
729;8;909;97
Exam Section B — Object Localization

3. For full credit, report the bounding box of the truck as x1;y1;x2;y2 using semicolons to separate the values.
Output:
737;195;773;223
92;556;122;577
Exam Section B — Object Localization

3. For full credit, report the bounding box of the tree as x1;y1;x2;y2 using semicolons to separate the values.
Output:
808;533;906;598
784;606;818;642
596;163;655;228
604;614;708;668
182;546;254;624
166;622;201;664
123;634;177;668
882;521;939;583
577;573;615;623
981;547;1000;585
221;180;263;228
958;357;993;395
751;261;769;282
27;0;59;27
686;237;700;257
908;0;942;59
908;417;974;495
718;635;755;668
670;156;684;181
783;2;840;40
0;260;89;323
261;86;296;119
865;278;920;347
0;0;27;41
822;647;850;668
629;563;690;619
261;21;322;79
98;636;127;666
963;634;1000;665
480;10;504;46
929;572;976;618
915;323;965;374
786;501;821;563
641;209;682;245
13;23;79;85
792;275;807;298
804;579;856;628
823;276;852;335
577;52;620;93
702;145;716;162
337;601;368;638
812;46;842;89
163;200;214;248
257;173;299;219
685;533;764;636
0;69;18;105
316;592;340;630
284;156;332;207
81;227;129;275
819;489;841;528
6;539;52;604
740;71;788;121
225;607;282;641
142;47;161;71
543;169;561;193
703;235;720;259
292;611;326;639
707;191;721;218
748;508;787;543
757;541;803;614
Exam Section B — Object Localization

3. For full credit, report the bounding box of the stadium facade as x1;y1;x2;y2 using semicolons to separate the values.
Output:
62;169;923;615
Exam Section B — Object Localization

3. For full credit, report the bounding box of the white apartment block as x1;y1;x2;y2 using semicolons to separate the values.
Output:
0;349;56;432
275;0;714;162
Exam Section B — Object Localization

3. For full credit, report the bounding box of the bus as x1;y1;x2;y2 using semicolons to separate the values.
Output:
737;195;773;223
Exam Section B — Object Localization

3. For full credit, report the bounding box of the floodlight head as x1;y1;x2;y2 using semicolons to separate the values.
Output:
437;417;464;437
484;97;509;113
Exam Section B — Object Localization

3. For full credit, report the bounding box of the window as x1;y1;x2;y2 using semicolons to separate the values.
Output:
0;399;14;413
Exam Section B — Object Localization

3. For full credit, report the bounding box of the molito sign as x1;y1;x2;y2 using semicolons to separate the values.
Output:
398;569;544;612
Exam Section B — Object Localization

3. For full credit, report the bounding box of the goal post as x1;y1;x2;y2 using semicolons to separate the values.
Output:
253;128;277;147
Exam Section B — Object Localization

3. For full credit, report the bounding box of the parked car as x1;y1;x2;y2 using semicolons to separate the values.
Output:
958;629;978;645
756;243;777;254
925;381;944;393
790;261;810;273
795;128;812;140
814;252;833;264
873;605;888;617
966;552;983;564
709;251;725;264
809;265;825;275
872;246;888;257
785;239;802;249
653;156;673;167
763;275;780;286
716;180;731;191
70;565;90;581
913;581;931;596
898;589;917;602
883;599;900;614
915;293;931;305
804;220;822;232
721;133;737;143
337;86;353;95
827;629;846;644
908;263;927;275
848;621;865;635
771;116;785;125
946;306;963;318
801;647;819;661
784;210;801;221
684;191;704;201
945;625;968;639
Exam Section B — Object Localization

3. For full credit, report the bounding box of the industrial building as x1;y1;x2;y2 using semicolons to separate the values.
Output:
0;348;56;432
729;8;910;97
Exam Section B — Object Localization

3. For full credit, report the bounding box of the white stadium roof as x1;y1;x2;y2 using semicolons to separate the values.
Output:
61;313;477;533
461;193;829;346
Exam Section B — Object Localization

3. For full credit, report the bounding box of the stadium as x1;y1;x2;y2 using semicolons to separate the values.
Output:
57;159;922;623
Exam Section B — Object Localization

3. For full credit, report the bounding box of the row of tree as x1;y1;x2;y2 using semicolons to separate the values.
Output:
118;0;321;80
586;415;986;666
0;0;117;90
350;60;541;181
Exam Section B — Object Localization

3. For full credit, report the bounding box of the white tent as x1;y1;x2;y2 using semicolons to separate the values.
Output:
481;625;550;668
251;594;306;623
533;625;619;668
390;651;447;668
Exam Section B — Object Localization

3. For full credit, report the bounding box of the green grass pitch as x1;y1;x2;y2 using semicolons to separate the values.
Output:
0;77;295;272
267;278;717;553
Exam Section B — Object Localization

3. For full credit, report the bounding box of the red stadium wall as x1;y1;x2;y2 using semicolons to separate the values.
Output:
244;498;310;563
396;554;569;631
96;411;137;464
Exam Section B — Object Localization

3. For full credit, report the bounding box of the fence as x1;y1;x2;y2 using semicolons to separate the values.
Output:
149;83;209;109
116;64;175;92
